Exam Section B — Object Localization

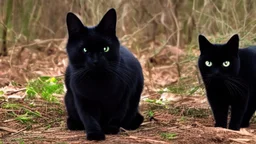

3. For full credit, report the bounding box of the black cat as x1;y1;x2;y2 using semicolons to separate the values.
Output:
198;34;256;130
64;8;144;140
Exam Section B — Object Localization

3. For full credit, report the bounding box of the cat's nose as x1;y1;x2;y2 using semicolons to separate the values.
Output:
213;69;220;76
93;60;99;65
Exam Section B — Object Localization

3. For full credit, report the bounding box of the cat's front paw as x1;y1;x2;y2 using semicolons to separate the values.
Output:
240;122;250;128
130;113;144;130
122;113;144;130
103;125;120;134
87;131;105;141
228;124;240;131
229;127;240;131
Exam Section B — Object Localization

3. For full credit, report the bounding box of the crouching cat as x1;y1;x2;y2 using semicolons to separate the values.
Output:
198;34;256;130
64;8;144;140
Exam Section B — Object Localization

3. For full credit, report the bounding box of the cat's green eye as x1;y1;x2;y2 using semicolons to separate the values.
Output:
83;48;87;53
223;61;230;67
205;61;212;67
103;46;110;52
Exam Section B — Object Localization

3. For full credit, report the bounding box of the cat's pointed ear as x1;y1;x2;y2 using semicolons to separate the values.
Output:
96;8;117;35
226;34;239;54
198;34;212;53
66;12;85;36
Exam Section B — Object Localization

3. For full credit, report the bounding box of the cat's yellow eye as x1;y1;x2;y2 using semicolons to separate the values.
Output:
205;61;212;67
103;46;110;52
223;61;230;67
83;48;87;53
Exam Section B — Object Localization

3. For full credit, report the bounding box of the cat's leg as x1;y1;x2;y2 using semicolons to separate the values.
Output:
241;92;256;128
121;83;144;130
121;108;144;130
228;87;248;130
229;103;246;130
74;96;105;141
103;95;129;135
64;90;84;130
102;87;135;134
209;100;229;128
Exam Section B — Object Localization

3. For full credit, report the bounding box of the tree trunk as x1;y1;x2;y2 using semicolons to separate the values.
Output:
0;0;13;56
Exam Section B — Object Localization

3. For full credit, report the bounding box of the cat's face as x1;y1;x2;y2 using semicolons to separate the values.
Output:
65;8;120;70
198;34;240;81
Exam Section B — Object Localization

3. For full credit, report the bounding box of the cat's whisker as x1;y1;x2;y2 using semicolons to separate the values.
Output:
112;69;133;85
106;64;134;89
108;62;135;74
105;68;130;87
109;67;131;85
108;63;135;84
225;79;245;97
224;80;236;96
65;68;89;78
224;81;231;95
77;72;90;85
71;69;91;85
226;77;247;96
227;77;248;89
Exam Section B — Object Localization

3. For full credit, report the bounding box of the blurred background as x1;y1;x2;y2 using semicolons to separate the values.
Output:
1;0;256;49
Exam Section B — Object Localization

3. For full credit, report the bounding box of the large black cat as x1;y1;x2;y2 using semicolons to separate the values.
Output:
198;34;256;130
64;8;144;140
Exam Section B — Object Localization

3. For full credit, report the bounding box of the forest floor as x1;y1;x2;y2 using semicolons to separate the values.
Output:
0;41;256;144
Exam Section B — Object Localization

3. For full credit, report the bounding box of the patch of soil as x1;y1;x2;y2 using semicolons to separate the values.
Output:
1;109;256;144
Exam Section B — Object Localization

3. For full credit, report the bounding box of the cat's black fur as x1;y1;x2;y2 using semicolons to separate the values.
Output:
198;34;256;131
64;8;144;140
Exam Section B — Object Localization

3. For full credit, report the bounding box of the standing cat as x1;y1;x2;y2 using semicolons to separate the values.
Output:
198;34;256;130
64;8;144;140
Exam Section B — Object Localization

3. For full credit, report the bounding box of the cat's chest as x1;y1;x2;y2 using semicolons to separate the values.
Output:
206;78;248;97
70;75;125;100
207;81;227;93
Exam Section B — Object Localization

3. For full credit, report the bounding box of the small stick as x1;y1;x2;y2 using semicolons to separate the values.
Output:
11;127;28;136
0;126;18;133
128;136;169;144
6;88;26;95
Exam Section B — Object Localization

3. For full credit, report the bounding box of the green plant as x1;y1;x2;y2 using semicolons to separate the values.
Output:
12;138;25;144
0;90;4;96
143;98;166;106
178;116;187;122
184;108;210;118
2;103;20;109
250;114;256;124
26;76;64;103
2;103;42;124
14;112;33;124
146;110;155;118
167;106;211;118
160;132;178;140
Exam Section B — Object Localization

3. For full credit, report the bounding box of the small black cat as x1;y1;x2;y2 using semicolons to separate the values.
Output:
198;34;256;130
64;8;144;140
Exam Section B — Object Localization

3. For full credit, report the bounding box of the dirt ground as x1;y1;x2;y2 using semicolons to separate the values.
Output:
1;42;256;144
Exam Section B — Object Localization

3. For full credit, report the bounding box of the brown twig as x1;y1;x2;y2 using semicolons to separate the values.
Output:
17;39;64;49
0;126;18;133
10;127;28;136
6;88;26;95
128;136;169;144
